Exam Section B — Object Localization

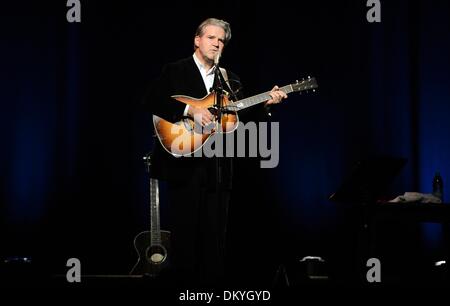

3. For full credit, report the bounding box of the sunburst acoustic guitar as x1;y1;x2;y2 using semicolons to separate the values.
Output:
153;77;318;156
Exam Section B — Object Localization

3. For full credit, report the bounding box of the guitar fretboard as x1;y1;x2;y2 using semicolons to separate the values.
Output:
225;85;294;111
150;178;161;245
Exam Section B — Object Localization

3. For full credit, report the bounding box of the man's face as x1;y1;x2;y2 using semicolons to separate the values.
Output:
194;25;225;64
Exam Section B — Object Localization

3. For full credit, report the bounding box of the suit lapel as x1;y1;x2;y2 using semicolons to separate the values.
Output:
185;56;209;97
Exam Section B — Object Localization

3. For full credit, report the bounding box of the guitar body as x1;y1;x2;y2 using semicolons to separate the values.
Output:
153;92;238;156
130;230;171;276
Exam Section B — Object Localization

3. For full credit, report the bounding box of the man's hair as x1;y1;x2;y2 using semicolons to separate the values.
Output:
194;18;232;47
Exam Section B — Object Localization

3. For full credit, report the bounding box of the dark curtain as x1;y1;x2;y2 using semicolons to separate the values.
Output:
2;0;450;285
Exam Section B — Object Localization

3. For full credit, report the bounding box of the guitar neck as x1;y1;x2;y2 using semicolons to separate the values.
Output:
150;178;162;245
226;85;294;111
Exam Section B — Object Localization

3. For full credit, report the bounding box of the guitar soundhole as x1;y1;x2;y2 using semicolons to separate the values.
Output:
146;245;167;264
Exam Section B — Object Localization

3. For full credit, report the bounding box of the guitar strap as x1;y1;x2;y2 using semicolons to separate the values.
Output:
219;67;235;99
220;67;234;94
219;67;229;84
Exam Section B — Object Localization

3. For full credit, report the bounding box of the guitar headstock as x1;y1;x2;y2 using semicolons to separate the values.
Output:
291;77;318;93
143;152;152;173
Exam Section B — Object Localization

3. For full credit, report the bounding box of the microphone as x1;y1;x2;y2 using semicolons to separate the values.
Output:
214;50;221;67
212;50;223;113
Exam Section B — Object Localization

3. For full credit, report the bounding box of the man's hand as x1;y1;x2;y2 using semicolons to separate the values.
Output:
188;105;214;127
266;85;288;105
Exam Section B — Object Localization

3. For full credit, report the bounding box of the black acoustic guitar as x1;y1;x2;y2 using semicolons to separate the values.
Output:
130;156;170;276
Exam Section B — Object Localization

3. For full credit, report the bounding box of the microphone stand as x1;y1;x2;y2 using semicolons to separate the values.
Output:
212;59;230;280
212;61;225;186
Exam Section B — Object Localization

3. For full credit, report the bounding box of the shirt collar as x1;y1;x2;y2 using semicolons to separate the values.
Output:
193;53;215;76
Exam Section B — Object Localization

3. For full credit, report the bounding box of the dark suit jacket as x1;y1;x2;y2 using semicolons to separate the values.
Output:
144;56;271;188
144;56;241;188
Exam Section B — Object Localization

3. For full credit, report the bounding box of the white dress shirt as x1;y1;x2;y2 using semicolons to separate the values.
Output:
183;53;216;116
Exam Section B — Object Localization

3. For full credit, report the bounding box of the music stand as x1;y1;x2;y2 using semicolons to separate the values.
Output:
329;156;407;205
328;156;407;283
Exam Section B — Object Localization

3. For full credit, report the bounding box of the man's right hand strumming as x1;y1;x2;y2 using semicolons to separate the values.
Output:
188;106;214;127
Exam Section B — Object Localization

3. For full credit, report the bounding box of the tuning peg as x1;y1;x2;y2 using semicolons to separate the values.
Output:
296;79;299;83
308;76;311;80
